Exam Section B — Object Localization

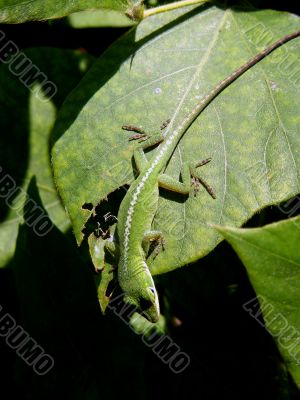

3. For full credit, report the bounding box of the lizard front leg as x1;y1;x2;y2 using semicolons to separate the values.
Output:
104;239;119;260
142;230;165;258
158;158;216;198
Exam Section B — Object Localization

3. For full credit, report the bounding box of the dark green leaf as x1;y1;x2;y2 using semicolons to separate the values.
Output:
0;0;129;23
217;216;300;388
67;8;135;28
0;47;94;267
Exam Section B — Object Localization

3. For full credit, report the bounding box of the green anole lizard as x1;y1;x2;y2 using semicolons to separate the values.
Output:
107;30;300;323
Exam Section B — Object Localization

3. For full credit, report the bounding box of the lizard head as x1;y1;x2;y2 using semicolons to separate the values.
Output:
140;285;160;323
124;285;160;323
123;263;160;323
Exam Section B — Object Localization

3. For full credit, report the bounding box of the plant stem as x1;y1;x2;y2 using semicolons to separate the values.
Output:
143;0;209;18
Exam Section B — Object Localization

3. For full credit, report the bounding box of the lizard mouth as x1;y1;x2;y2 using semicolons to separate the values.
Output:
140;301;160;323
142;310;159;324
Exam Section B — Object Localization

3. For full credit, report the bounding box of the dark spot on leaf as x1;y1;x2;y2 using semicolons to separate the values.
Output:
82;202;93;211
81;185;129;240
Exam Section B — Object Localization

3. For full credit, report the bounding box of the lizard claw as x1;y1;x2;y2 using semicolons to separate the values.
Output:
191;176;216;199
128;133;148;141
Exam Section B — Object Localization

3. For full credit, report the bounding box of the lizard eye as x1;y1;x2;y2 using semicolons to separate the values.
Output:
149;287;156;296
139;287;156;311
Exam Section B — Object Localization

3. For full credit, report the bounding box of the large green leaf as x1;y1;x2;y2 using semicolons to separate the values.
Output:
0;0;129;23
52;4;300;275
67;8;135;28
0;48;94;267
216;216;300;388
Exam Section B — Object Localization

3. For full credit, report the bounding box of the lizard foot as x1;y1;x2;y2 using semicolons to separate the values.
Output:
151;236;166;259
191;157;216;199
122;124;149;142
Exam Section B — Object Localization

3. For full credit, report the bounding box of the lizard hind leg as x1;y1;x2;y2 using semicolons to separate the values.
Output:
190;158;216;199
